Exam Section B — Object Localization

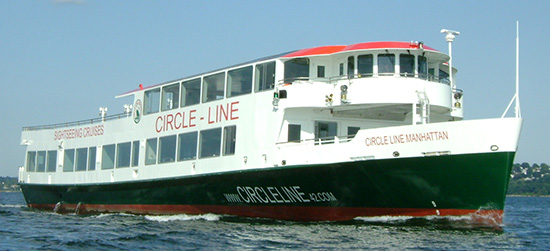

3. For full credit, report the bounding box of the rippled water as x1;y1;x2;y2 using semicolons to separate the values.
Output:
1;192;548;250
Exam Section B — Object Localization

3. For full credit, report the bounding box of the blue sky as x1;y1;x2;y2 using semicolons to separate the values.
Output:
0;0;548;176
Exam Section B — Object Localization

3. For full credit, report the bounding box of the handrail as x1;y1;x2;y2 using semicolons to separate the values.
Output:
276;134;356;145
278;73;450;86
22;112;131;131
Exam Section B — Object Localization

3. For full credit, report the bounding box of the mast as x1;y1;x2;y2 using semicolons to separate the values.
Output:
440;29;460;89
502;21;521;118
515;21;521;118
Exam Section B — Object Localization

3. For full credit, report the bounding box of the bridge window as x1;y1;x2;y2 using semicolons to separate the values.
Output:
26;151;36;172
200;128;221;158
358;54;373;77
131;141;139;167
400;54;415;77
63;149;75;172
227;66;252;98
36;151;46;172
88;147;96;171
255;61;276;92
203;72;226;103
284;58;309;82
101;144;115;170
418;56;427;79
315;121;337;144
144;88;160;115
116;142;131;168
178;131;197;161
181;78;201;107
378;54;395;75
159;135;177;164
288;124;301;142
161;83;180;111
145;138;158;165
76;148;88;171
47;150;57;172
223;125;237;156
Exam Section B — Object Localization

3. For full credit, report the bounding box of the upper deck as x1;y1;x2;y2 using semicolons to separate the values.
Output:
23;41;457;132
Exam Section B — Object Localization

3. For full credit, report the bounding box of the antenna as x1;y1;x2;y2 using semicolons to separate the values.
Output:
441;29;460;89
502;21;522;118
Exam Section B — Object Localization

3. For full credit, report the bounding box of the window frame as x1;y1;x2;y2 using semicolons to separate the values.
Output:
199;128;222;158
181;78;201;107
227;66;253;98
161;83;180;111
159;135;177;164
101;144;116;170
254;61;276;92
202;72;226;103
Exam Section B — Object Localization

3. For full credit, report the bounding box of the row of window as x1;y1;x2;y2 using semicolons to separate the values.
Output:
25;126;237;173
284;53;447;83
144;61;276;115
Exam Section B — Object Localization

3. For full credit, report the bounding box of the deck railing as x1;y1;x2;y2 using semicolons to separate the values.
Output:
280;73;450;85
277;134;356;146
22;112;130;131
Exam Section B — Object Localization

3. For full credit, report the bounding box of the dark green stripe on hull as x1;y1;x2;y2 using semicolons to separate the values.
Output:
20;152;514;220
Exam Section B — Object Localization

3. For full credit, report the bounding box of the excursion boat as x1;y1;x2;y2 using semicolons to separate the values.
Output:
18;33;522;224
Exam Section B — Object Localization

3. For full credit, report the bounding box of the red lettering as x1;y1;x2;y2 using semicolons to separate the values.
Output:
230;101;239;120
208;107;215;124
156;116;163;133
189;109;196;127
174;112;183;129
219;103;229;121
166;114;174;131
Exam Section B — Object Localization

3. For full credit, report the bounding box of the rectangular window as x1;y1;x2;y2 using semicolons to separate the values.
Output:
47;150;57;172
254;61;276;92
75;148;88;171
116;142;131;168
418;56;427;79
284;58;309;82
181;78;201;107
223;126;237;156
144;88;161;115
88;147;96;171
400;54;415;76
36;151;46;172
317;65;325;78
227;66;252;98
378;54;395;75
26;151;36;172
161;83;180;111
159;135;177;164
288;124;301;142
203;72;225;103
145;138;158;165
132;141;140;167
347;56;355;78
339;63;344;76
358;54;373;77
101;144;115;170
199;128;221;158
178;131;197;161
315;121;338;144
63;149;75;172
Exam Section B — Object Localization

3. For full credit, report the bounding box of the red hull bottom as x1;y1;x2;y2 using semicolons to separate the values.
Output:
29;203;504;225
